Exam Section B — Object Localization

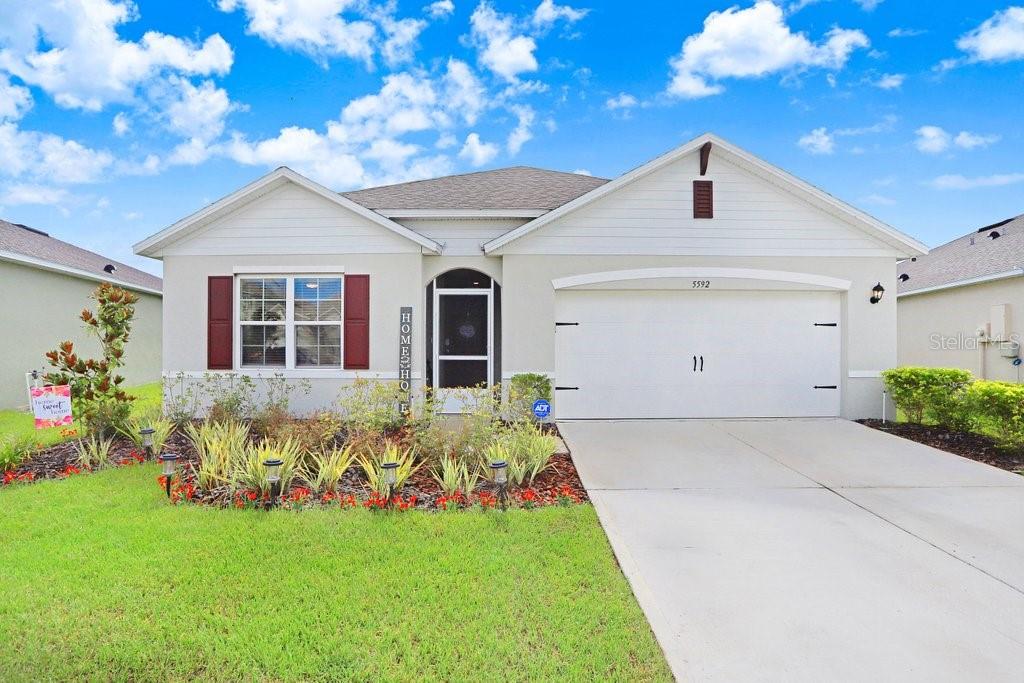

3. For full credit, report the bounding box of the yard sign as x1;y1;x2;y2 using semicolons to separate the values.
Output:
31;385;73;429
398;306;413;414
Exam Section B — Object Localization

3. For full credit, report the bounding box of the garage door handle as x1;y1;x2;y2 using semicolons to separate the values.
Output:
555;322;579;327
555;386;579;391
814;322;838;327
813;385;838;389
700;355;704;372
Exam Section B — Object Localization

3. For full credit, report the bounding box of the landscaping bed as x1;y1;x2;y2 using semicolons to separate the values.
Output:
859;419;1024;474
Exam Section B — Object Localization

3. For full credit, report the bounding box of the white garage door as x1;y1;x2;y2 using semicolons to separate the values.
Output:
554;289;841;419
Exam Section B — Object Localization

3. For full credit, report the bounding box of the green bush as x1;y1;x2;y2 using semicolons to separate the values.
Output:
508;373;553;422
963;380;1024;451
0;435;35;471
881;367;973;425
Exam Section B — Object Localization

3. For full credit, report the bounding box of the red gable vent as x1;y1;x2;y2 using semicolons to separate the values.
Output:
693;180;713;219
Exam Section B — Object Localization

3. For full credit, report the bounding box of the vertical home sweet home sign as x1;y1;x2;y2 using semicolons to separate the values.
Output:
398;306;412;413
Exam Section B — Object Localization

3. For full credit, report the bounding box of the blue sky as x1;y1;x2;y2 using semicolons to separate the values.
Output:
1;0;1022;274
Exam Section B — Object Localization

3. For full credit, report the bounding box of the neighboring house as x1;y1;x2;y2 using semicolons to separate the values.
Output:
134;133;926;419
0;220;163;410
898;214;1023;383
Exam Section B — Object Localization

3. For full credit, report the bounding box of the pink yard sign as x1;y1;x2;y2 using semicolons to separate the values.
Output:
30;385;73;429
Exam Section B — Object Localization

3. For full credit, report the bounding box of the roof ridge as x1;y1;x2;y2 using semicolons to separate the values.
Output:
341;165;607;195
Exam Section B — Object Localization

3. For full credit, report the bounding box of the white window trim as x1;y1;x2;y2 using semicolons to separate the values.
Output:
233;265;346;274
233;274;344;372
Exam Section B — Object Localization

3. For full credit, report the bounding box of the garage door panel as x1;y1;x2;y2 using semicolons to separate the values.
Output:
555;290;841;419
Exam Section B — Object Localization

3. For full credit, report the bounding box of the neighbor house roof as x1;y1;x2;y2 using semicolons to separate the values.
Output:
342;166;609;212
0;219;162;295
897;214;1024;297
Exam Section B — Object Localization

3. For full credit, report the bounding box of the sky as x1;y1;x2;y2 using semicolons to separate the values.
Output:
0;0;1022;276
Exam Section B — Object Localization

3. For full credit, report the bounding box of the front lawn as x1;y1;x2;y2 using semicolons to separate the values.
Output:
0;381;162;446
0;464;670;681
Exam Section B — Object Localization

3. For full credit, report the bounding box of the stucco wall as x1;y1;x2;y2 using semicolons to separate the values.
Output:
501;254;897;419
0;261;162;410
898;278;1022;383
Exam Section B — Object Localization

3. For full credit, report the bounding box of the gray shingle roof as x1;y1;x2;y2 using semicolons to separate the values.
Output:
898;214;1024;294
0;219;162;292
342;166;609;211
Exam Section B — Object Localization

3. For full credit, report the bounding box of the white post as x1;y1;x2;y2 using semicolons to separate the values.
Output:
24;370;40;411
881;389;887;423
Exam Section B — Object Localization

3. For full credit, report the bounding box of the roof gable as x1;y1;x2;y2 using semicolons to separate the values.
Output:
483;133;928;257
135;167;441;257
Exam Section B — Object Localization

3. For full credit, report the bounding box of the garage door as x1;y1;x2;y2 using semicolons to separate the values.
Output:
554;289;841;419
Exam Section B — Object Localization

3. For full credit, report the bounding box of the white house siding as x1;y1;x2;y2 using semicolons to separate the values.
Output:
499;254;896;420
160;183;421;256
0;260;162;410
504;150;902;258
399;218;528;256
898;278;1023;383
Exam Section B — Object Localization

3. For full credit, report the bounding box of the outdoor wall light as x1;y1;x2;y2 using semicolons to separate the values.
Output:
870;282;885;304
140;427;155;457
382;461;399;505
158;454;178;498
264;458;283;510
490;460;508;510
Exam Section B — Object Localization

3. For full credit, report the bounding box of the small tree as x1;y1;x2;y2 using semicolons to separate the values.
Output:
44;282;139;435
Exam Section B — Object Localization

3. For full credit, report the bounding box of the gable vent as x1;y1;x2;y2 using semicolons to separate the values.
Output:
693;180;713;219
989;231;1001;240
899;273;910;282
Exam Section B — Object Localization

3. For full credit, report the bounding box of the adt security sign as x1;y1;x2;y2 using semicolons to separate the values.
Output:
532;398;551;421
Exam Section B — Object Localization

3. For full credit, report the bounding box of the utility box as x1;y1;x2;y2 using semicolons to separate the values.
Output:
990;304;1010;342
1000;341;1020;358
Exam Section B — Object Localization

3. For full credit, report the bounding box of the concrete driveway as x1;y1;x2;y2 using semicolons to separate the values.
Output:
560;419;1024;682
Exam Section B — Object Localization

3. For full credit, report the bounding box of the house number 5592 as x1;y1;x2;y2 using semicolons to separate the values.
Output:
692;280;711;289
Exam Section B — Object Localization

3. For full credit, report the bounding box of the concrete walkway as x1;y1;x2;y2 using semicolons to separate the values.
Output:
560;419;1024;682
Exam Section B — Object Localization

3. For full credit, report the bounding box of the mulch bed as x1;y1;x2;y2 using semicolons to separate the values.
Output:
3;426;589;511
858;419;1024;473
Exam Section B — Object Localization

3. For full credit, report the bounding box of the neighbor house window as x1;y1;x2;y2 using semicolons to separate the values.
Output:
238;275;343;369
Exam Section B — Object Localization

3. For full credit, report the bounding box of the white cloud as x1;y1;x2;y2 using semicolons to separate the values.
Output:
425;0;455;19
887;27;926;38
860;193;895;205
506;104;535;154
112;112;131;137
854;0;883;10
605;92;638;110
874;73;905;89
797;127;834;155
0;75;32;121
458;132;498;166
928;173;1024;190
435;132;457;149
442;58;487;125
954;130;1000;149
532;0;589;30
956;6;1024;63
572;168;591;175
122;211;142;220
468;2;538;82
0;122;114;183
914;125;950;153
667;1;869;98
0;0;232;111
218;0;375;65
0;183;70;206
379;16;428;67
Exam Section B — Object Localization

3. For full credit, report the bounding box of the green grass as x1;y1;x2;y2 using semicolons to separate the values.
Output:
0;465;670;681
0;382;161;446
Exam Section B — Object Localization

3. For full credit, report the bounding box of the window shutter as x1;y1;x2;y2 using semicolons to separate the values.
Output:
344;274;370;369
693;180;713;219
207;276;233;370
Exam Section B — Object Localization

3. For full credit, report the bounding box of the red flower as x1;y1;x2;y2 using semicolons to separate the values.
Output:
62;465;81;477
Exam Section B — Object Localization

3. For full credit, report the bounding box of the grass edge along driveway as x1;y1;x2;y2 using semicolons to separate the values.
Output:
0;463;671;681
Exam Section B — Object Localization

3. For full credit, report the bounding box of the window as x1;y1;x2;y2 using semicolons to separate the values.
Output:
238;275;343;369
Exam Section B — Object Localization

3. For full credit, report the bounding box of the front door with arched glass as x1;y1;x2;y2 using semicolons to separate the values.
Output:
428;268;499;412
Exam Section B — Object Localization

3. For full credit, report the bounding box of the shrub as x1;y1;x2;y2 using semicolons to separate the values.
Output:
75;436;113;469
881;367;974;424
118;409;175;454
185;421;250;490
233;439;303;495
337;379;407;434
162;372;202;425
507;373;552;422
504;422;558;484
0;435;35;472
358;441;420;496
266;411;342;455
202;373;257;423
43;283;139;436
411;387;503;465
431;454;480;497
305;445;356;493
963;380;1024;451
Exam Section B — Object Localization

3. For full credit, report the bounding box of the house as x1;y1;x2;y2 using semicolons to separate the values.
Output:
134;133;927;419
897;213;1023;382
0;220;163;410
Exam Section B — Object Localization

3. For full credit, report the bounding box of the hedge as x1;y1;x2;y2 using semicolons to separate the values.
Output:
881;367;1024;451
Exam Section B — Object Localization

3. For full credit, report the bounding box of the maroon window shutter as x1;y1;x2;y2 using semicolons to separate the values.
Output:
207;276;233;370
344;274;370;369
693;180;714;219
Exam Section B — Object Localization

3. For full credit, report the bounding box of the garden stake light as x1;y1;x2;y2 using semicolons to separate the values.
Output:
491;460;508;510
264;458;283;510
382;461;398;507
140;427;155;458
159;454;178;498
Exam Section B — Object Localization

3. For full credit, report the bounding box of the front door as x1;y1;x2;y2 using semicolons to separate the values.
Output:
432;270;493;412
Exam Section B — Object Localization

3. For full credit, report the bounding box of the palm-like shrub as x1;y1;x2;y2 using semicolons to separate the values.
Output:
118;409;175;455
358;441;420;496
75;436;113;469
233;439;303;495
185;421;250;490
305;445;356;493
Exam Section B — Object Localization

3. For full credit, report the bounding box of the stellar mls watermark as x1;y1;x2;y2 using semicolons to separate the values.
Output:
929;333;1021;351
